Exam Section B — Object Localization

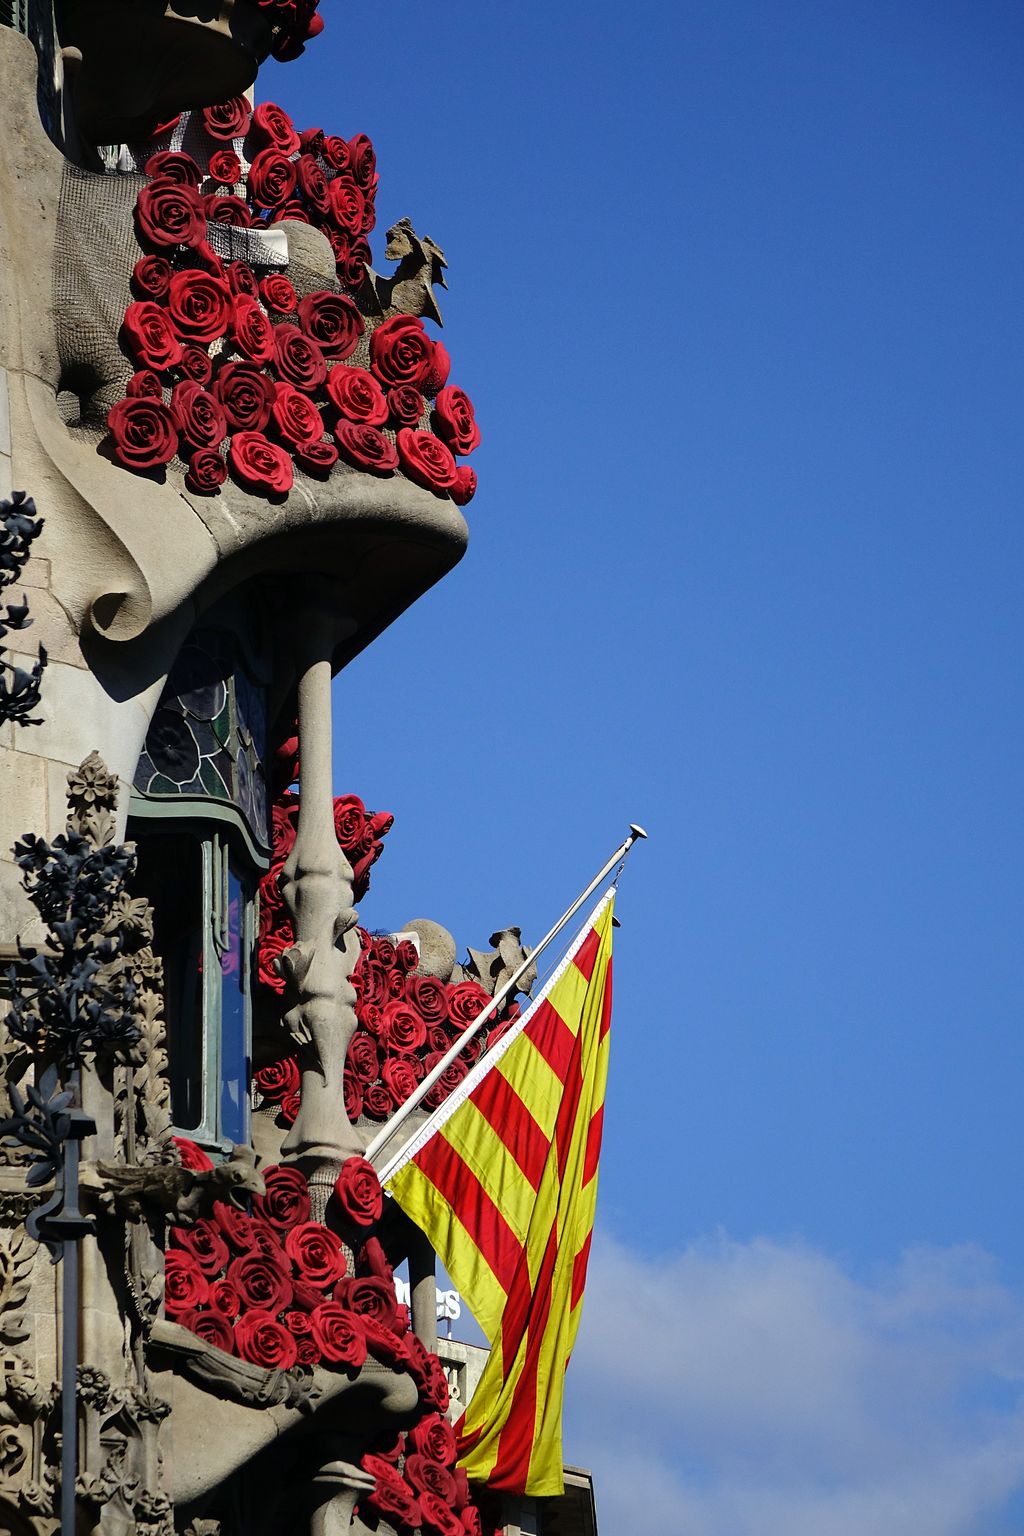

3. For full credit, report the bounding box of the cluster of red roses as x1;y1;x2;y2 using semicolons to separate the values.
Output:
257;789;394;998
258;0;325;64
106;100;481;503
255;924;520;1128
357;1417;492;1536
166;1148;440;1387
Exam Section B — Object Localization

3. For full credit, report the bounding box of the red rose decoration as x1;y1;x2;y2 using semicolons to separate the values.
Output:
180;1308;235;1353
344;1075;364;1122
185;449;225;494
335;234;371;292
144;150;202;186
253;1058;299;1103
173;1218;229;1276
409;1411;457;1468
207;148;242;185
107;397;178;471
283;1222;346;1290
396;939;419;972
164;1250;209;1314
122;301;183;371
422;1355;450;1412
448;981;492;1029
361;1083;391;1120
310;1302;368;1368
326;365;387;425
274;325;327;391
332;794;367;848
346;1032;379;1085
170;381;227;449
272;382;324;448
136;181;206;250
451;465;477;506
324;135;350;171
433;386;481;456
126;370;163;400
252;101;301;155
405;1455;458;1508
178;345;213;385
365;1480;421;1532
229;430;293;496
259;273;298;315
204;193;253;227
234;1309;298;1371
328;178;366;236
202;96;251;142
334;1275;397;1331
248;148;298;209
232;299;276;365
335;421;398;475
300;126;326;155
227;1251;294;1313
213;360;275;431
381;1056;419;1110
347;133;377;190
381;1000;427;1054
297;291;363;361
253;1164;311;1231
369;314;440;390
270;200;311;225
387;384;425;428
131;255;172;301
283;1308;314;1338
295;440;338;477
333;1156;383;1228
361;1316;411;1366
213;1202;256;1254
357;964;387;1010
406;975;448;1026
227;261;259;300
418;1490;463;1536
296;155;330;215
208;1277;243;1318
423;1052;469;1112
173;1137;213;1172
396;428;458;495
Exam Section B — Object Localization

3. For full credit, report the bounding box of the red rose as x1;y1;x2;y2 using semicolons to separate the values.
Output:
448;981;492;1029
144;150;202;186
409;1411;457;1468
369;315;441;390
253;1164;311;1231
347;133;377;189
179;1307;235;1353
418;1490;463;1536
422;1355;450;1412
207;148;242;185
251;100;300;155
213;360;275;430
346;1031;379;1086
208;1277;243;1317
310;1302;368;1368
229;431;293;496
335;421;398;475
274;324;327;391
344;1075;364;1122
184;442;225;492
433;386;481;456
213;1202;256;1254
202;96;251;142
335;234;371;292
107;397;178;471
164;1250;209;1314
361;1082;391;1120
422;1051;469;1112
300;126;326;155
328;177;365;236
405;1455;458;1508
173;1137;213;1172
452;1469;470;1510
178;344;213;385
396;939;419;972
332;1156;382;1228
227;261;259;300
361;1455;405;1487
248;148;298;209
171;381;227;449
296;155;330;215
326;365;387;425
126;370;163;400
451;465;477;506
233;1309;298;1370
396;428;458;494
381;1056;419;1110
334;1275;397;1331
295;439;338;477
204;193;253;227
297;291;363;360
277;1089;299;1126
136;180;206;250
272;382;324;447
131;255;172;301
332;794;366;848
227;1251;293;1313
365;1480;421;1532
361;1316;410;1365
357;965;387;1011
405;975;447;1026
283;1308;314;1337
232;298;276;364
122;301;184;371
284;1222;347;1289
381;999;427;1054
259;273;298;314
324;135;350;171
173;1218;229;1276
461;1508;483;1536
387;384;425;428
253;1057;299;1103
270;199;311;225
386;967;407;998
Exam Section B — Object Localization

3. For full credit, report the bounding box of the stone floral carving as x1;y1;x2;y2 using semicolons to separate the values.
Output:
0;1229;37;1346
0;492;46;730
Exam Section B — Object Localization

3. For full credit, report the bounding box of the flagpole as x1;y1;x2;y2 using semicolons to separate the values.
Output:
365;823;647;1168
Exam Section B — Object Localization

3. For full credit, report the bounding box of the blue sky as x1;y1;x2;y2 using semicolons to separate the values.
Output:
267;5;1024;1528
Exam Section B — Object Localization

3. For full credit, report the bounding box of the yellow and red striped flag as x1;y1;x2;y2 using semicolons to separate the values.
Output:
385;891;614;1496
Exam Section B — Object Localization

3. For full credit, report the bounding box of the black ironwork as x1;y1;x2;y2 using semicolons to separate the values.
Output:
0;491;46;728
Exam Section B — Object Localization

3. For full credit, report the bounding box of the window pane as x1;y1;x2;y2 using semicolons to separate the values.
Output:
220;863;250;1145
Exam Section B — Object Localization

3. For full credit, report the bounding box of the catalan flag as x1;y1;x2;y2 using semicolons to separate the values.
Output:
384;891;614;1496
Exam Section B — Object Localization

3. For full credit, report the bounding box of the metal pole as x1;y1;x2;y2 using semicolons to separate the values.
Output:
60;1233;77;1536
366;823;648;1167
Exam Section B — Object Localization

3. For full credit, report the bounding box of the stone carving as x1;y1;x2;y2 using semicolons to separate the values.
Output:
0;1228;36;1346
148;1318;320;1412
88;1142;264;1224
0;492;46;729
455;925;538;999
371;218;449;327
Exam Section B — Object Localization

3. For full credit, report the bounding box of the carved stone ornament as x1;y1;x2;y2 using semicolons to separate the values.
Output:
87;1142;265;1225
148;1318;321;1413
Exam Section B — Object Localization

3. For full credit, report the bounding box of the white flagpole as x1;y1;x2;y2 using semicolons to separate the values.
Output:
364;824;647;1168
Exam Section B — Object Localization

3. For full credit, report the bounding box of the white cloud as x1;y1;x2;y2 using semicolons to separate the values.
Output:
562;1232;1024;1536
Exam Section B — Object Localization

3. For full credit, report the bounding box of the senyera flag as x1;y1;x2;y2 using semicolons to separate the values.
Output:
383;889;614;1496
